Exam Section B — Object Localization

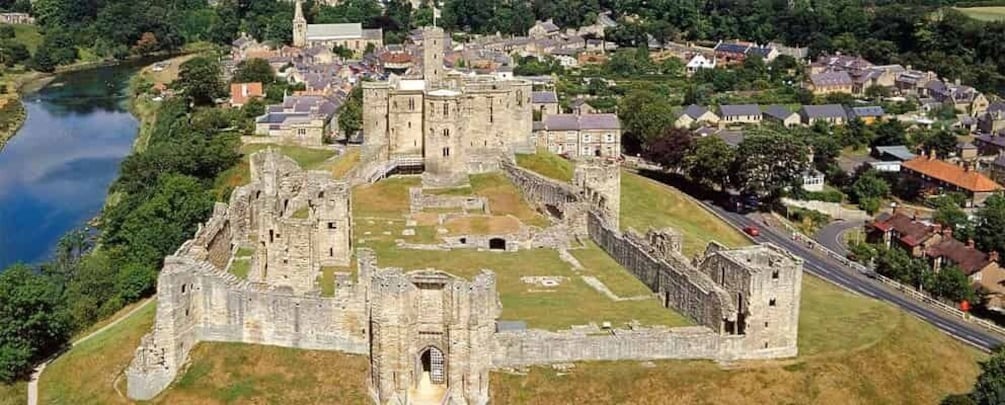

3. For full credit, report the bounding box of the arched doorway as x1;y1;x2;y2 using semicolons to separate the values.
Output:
489;238;506;250
418;346;446;385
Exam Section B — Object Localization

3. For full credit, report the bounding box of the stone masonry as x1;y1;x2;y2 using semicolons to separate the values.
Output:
127;150;803;403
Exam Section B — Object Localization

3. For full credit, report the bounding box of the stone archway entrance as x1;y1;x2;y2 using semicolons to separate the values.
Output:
419;346;446;385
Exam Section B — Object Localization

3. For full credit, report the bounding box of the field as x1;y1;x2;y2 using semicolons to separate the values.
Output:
515;149;575;182
0;383;26;405
956;6;1005;21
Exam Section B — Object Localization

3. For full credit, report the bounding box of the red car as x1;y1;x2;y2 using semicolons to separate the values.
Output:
743;226;760;237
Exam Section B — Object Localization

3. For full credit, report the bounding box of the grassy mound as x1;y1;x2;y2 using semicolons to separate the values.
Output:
516;150;575;182
956;6;1005;21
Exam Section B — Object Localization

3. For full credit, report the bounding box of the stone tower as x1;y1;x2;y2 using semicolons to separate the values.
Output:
573;160;621;229
422;26;445;88
293;0;307;48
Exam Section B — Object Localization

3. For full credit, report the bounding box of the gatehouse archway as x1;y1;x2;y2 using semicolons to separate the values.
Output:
418;346;446;385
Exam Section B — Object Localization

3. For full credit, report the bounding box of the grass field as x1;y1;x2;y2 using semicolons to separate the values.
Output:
0;383;25;405
516;149;575;182
621;172;749;255
155;342;371;404
39;301;156;404
956;6;1005;21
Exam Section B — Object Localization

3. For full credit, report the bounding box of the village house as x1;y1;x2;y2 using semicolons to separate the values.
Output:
802;169;825;192
532;91;560;119
927;236;1005;309
674;104;720;128
901;152;1003;207
989;155;1005;185
528;19;562;38
762;105;800;127
978;103;1005;135
806;71;853;95
799;104;848;126
870;145;917;172
230;82;264;107
570;98;597;115
538;114;621;158
895;69;939;95
848;106;886;125
866;210;944;257
718;104;762;126
685;54;716;76
975;134;1005;156
0;12;34;25
926;80;990;116
254;95;339;146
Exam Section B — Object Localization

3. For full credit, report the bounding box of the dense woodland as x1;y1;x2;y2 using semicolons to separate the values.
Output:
3;0;1005;393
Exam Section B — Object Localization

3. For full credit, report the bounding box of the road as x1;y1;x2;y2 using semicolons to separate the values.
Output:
702;201;1004;352
814;220;864;256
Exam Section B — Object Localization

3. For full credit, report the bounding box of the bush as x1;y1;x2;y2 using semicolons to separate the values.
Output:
802;189;844;203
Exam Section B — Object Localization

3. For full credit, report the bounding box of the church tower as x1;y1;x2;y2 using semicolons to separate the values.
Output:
293;0;307;48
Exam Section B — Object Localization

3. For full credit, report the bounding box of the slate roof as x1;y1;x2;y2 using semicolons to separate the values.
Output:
715;42;750;54
902;157;1003;192
927;238;992;275
802;104;848;119
851;106;886;118
719;104;761;117
683;104;709;119
810;71;853;87
531;91;558;104
763;105;796;120
543;114;620;131
874;145;917;161
307;23;365;40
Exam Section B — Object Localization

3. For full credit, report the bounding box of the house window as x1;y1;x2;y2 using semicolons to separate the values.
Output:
604;133;614;143
442;147;450;157
583;134;591;143
297;128;307;136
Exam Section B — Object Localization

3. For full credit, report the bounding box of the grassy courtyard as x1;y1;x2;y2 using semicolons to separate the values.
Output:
956;6;1005;21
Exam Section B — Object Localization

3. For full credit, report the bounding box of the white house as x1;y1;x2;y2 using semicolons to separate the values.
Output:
686;54;716;76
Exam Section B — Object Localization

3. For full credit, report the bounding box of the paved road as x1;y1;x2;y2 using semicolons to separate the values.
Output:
700;201;1004;352
814;220;865;256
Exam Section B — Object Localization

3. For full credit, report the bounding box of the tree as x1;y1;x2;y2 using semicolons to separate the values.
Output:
617;89;674;152
922;129;959;159
0;41;29;67
338;86;362;137
871;119;908;147
642;127;693;170
0;25;14;39
849;169;890;213
115;174;214;268
975;195;1005;255
232;58;276;84
684;135;735;190
931;266;976;304
731;129;809;199
0;264;70;383
933;194;974;241
176;56;225;106
971;349;1005;405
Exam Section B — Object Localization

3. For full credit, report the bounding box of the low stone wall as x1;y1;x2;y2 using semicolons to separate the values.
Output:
408;187;488;214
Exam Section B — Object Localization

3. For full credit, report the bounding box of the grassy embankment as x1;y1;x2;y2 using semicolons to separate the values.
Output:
956;6;1005;21
0;24;43;148
34;150;986;404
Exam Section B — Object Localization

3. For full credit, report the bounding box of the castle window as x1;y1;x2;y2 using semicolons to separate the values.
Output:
328;222;337;229
319;191;324;198
442;147;450;157
490;104;494;123
181;284;186;294
769;298;776;307
409;98;415;110
765;322;769;328
330;248;333;257
517;91;523;107
772;269;779;280
442;128;450;137
408;121;411;128
443;102;449;117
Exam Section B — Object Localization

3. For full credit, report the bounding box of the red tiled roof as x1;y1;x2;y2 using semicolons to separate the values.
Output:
230;82;264;106
868;212;935;247
902;157;1003;193
928;238;991;275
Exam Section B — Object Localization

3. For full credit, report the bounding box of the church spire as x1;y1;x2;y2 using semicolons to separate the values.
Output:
293;0;307;47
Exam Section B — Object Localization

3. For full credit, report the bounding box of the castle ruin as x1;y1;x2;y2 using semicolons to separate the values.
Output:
127;148;803;403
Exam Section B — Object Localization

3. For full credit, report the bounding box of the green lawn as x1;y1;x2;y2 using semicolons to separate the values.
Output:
229;259;250;279
0;383;25;405
11;24;42;54
39;301;156;404
515;149;575;182
621;172;749;255
956;6;1005;21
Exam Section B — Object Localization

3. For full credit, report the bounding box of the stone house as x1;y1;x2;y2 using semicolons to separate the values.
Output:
900;152;1003;207
0;12;34;24
571;98;596;115
674;104;720;128
254;95;339;146
539;114;621;158
762;105;800;127
871;145;917;172
988;155;1005;186
927;80;990;116
895;69;939;95
718;104;761;126
293;1;382;56
978;104;1005;134
529;19;561;38
805;71;853;95
927;233;1005;308
685;54;716;76
799;104;848;126
713;41;751;64
531;91;560;119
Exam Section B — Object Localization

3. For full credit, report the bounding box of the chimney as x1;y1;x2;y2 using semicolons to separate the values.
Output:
955;78;961;86
991;251;1000;263
891;202;898;215
968;238;976;249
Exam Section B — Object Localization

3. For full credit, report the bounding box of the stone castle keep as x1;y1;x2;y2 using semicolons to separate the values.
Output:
361;27;534;187
127;147;804;403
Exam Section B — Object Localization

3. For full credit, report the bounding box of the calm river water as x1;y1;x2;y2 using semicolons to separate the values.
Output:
0;64;141;269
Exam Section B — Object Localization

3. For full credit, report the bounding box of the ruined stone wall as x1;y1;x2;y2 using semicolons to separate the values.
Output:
587;213;735;330
573;160;621;229
408;187;488;214
500;160;587;233
492;327;724;366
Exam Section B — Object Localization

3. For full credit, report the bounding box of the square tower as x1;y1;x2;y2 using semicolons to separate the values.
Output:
422;26;445;88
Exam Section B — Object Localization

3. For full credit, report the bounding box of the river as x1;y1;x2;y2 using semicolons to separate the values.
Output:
0;64;142;269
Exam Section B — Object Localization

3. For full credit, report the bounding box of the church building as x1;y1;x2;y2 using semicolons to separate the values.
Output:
292;0;383;56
